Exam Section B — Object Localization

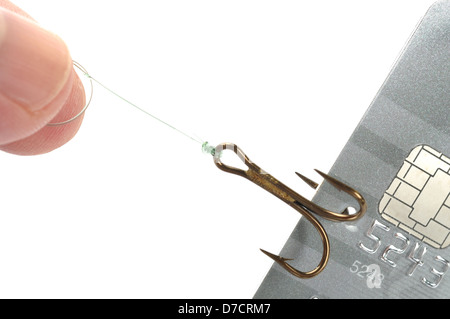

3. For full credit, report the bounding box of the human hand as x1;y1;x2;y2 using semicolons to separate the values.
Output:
0;0;86;155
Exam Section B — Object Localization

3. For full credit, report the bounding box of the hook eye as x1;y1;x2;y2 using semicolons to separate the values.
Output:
213;143;252;178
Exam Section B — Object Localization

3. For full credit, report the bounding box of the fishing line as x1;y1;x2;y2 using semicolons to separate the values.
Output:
48;61;216;155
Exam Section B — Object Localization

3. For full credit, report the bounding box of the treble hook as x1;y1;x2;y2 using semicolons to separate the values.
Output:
213;143;367;278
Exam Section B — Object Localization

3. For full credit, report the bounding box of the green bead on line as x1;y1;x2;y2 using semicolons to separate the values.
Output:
202;142;217;156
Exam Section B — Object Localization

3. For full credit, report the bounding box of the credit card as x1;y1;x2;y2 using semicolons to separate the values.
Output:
255;0;450;299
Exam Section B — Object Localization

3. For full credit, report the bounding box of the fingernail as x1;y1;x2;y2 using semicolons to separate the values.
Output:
0;8;71;112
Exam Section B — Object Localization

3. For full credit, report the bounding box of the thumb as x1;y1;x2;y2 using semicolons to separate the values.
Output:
0;7;73;146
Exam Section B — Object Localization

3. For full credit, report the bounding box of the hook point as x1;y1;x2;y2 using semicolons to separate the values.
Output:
314;169;326;178
260;249;293;262
295;172;319;189
314;169;342;189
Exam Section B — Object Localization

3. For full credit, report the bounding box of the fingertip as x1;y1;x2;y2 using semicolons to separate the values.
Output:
0;70;86;156
0;7;73;145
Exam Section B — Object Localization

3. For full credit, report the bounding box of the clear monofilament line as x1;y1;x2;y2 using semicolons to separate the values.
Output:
85;73;204;146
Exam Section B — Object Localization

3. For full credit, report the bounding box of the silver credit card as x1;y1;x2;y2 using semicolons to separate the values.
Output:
255;0;450;299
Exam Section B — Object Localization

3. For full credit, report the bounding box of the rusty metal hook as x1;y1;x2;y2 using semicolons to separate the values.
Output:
213;142;367;278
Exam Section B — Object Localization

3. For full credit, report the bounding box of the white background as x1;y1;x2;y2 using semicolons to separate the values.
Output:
0;0;436;298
